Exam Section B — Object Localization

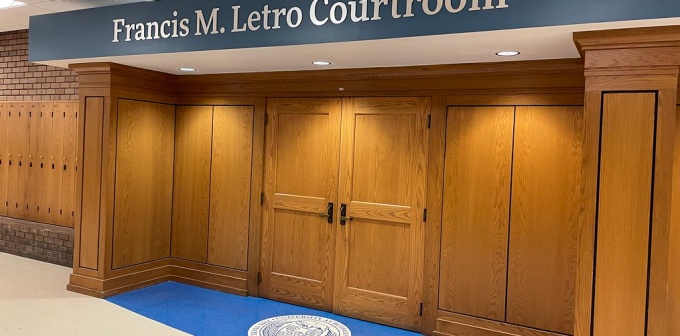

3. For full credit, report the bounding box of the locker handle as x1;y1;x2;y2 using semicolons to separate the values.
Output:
339;204;352;225
318;202;334;224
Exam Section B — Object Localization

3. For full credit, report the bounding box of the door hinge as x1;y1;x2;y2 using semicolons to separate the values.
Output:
264;113;269;126
260;192;265;205
423;208;427;222
427;115;431;128
257;272;263;285
419;303;424;316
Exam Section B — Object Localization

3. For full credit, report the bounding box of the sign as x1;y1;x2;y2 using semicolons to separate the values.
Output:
29;0;680;62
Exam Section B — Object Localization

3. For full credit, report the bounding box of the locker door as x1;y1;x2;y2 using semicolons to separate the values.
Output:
50;103;65;225
0;103;7;216
60;103;78;227
261;98;342;311
38;103;54;224
334;97;429;331
27;104;41;221
16;104;30;218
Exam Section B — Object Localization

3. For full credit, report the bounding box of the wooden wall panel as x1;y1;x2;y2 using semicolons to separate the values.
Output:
593;93;656;336
439;106;514;321
112;99;175;269
5;104;18;218
669;106;680;336
79;97;104;270
208;106;253;270
171;105;213;263
0;103;7;216
507;106;583;334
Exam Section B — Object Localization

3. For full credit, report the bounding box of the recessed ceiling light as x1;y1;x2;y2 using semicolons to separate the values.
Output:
179;67;196;72
496;51;521;57
0;0;26;9
312;61;332;66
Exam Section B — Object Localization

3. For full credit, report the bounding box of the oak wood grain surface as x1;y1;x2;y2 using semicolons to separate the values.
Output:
593;93;656;336
507;106;583;334
112;99;175;269
439;106;514;321
171;106;213;263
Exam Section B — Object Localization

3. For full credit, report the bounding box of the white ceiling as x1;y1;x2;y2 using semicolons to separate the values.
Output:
0;0;147;31
2;2;680;75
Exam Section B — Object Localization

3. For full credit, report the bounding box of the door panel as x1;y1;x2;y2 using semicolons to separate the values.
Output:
261;98;341;311
507;106;583;334
60;103;78;227
335;97;428;331
208;106;254;270
438;107;514;321
171;106;213;263
15;104;30;219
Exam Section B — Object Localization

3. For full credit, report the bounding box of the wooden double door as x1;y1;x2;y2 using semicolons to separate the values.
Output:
260;97;429;331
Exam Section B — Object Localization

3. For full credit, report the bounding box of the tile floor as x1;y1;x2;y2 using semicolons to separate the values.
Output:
0;252;420;336
0;252;187;336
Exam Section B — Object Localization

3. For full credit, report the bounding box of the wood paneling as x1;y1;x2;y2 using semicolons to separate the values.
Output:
171;106;213;263
112;99;175;269
61;103;78;227
439;106;514;321
507;106;583;334
261;98;341;311
0;103;7;216
436;311;566;336
334;97;428;330
669;106;680;336
49;103;64;224
208;106;254;270
593;93;656;336
27;103;40;220
15;104;30;219
80;97;104;270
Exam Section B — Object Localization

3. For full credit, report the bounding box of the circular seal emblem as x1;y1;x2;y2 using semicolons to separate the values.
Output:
248;315;352;336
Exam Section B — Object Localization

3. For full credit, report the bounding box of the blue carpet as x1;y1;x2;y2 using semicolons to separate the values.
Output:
106;282;420;336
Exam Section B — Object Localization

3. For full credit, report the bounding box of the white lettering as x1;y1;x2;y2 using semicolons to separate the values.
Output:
196;8;220;36
272;8;287;29
248;11;261;31
310;0;329;26
421;0;443;15
232;6;247;32
179;18;190;37
331;1;348;24
349;0;370;22
445;0;466;13
112;19;125;43
262;5;272;30
470;0;506;11
371;0;388;20
146;21;160;39
287;7;303;28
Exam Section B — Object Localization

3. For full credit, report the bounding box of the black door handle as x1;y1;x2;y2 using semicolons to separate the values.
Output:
340;204;353;225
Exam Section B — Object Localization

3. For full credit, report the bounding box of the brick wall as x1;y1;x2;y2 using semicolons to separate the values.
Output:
0;30;78;101
0;217;74;267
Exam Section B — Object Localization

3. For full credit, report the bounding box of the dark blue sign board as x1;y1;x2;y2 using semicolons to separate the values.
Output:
29;0;680;62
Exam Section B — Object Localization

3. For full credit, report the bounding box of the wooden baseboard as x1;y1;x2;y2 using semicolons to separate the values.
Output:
436;311;569;336
67;258;249;298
